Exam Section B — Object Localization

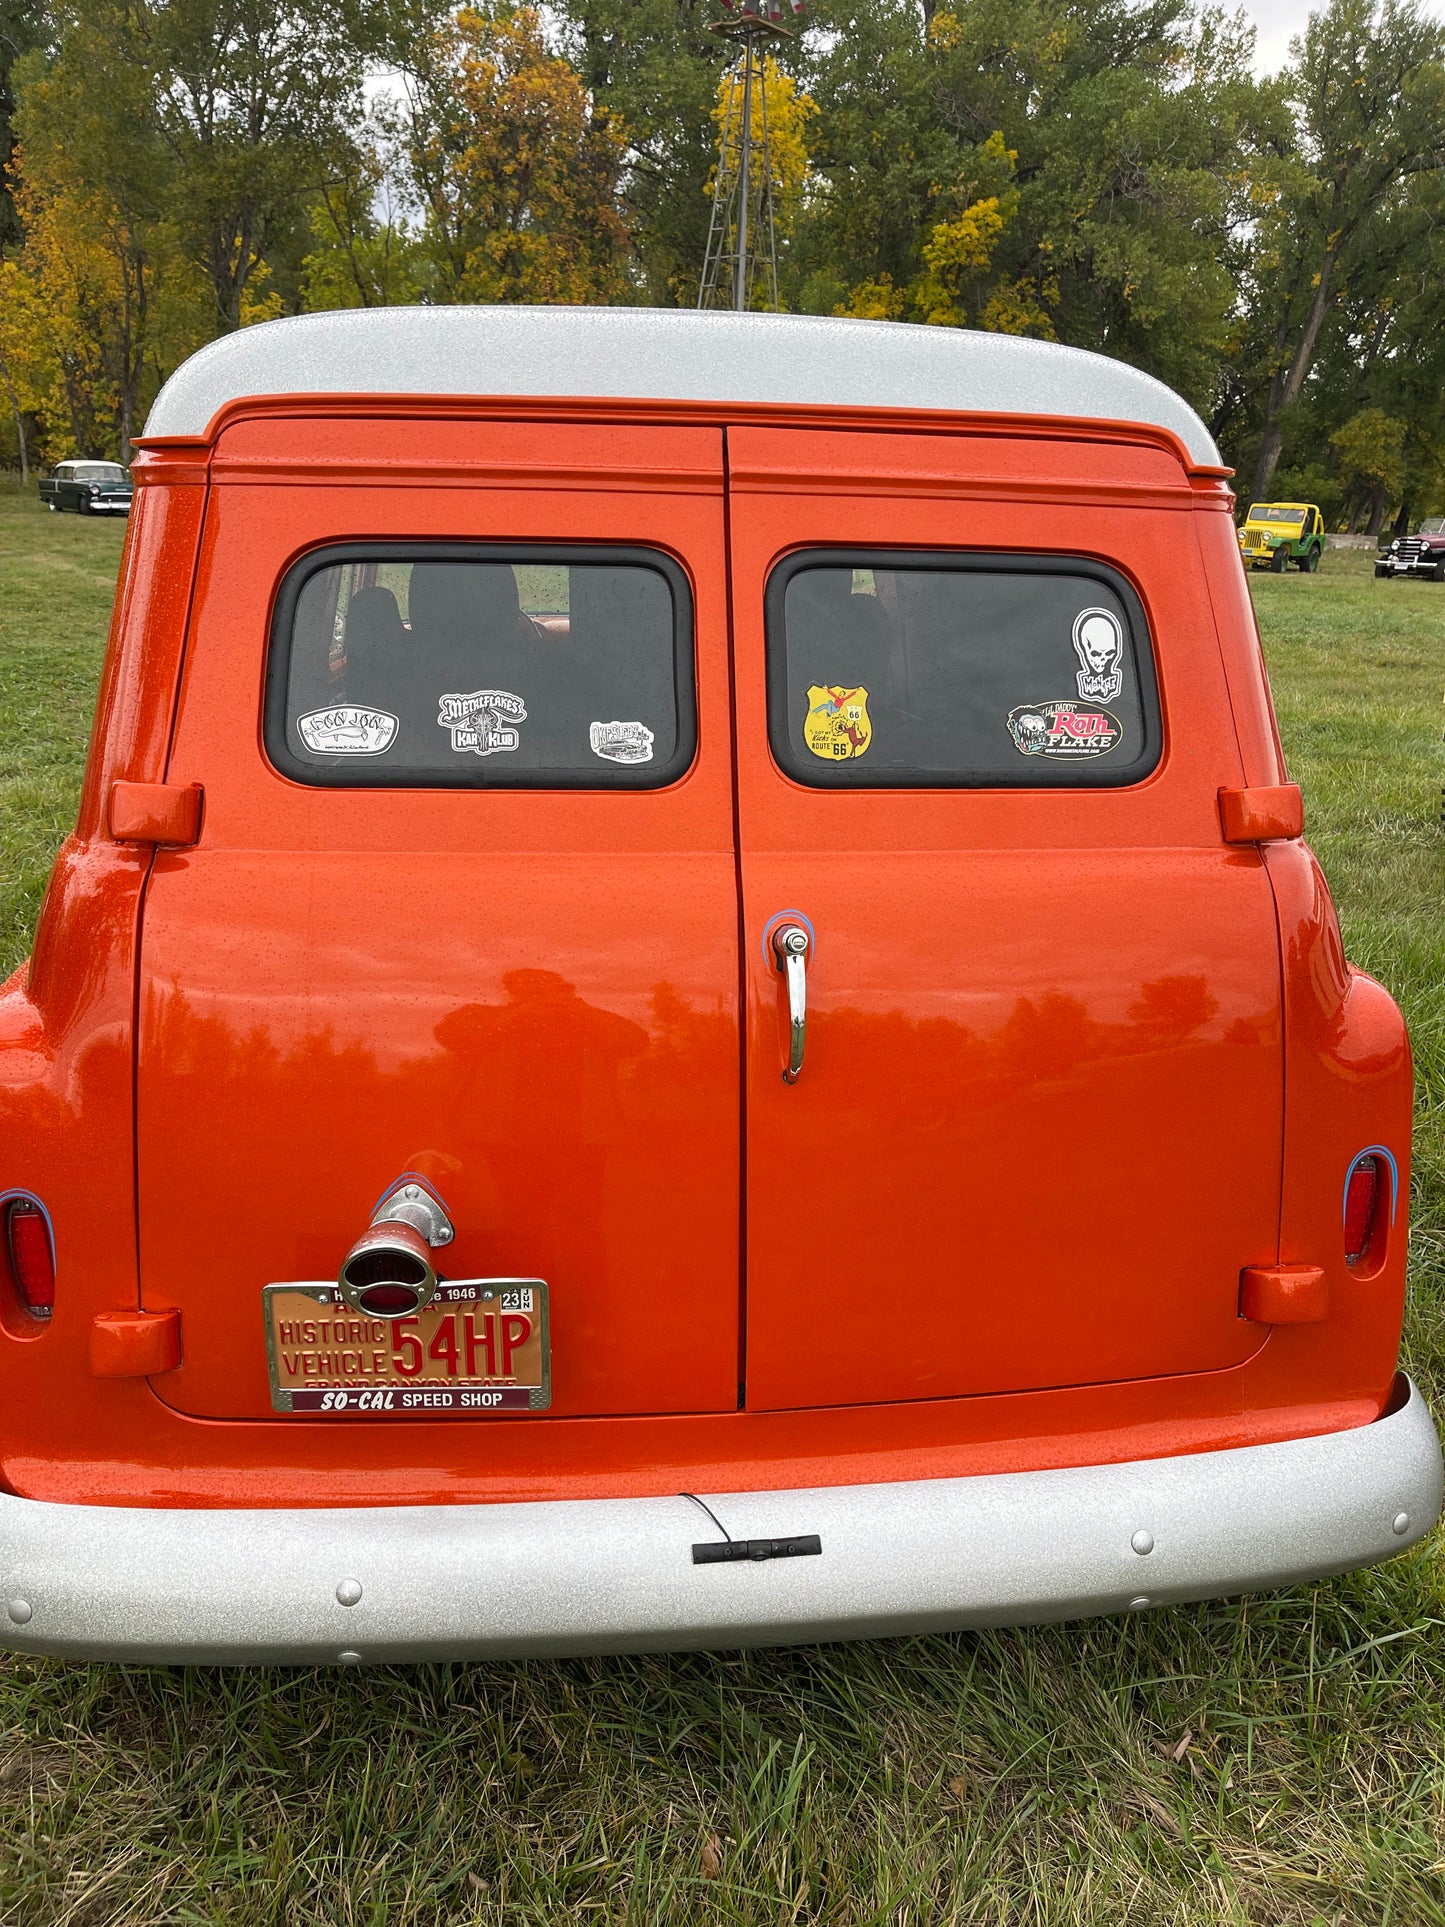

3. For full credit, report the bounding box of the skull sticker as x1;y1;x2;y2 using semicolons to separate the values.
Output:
1071;608;1125;702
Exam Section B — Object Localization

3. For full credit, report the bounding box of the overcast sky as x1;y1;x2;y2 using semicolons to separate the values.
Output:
1239;0;1445;71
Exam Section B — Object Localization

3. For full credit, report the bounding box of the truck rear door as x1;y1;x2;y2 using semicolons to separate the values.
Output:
136;417;741;1421
728;426;1283;1411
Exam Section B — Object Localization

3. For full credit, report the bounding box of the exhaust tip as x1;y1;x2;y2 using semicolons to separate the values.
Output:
338;1220;438;1318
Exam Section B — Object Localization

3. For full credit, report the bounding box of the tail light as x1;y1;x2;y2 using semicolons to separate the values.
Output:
6;1198;55;1318
1344;1155;1382;1266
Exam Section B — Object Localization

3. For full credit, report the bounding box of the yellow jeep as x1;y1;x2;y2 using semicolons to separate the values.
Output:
1238;503;1325;572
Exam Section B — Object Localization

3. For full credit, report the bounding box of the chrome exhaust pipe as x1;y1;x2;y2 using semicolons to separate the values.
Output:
338;1180;454;1319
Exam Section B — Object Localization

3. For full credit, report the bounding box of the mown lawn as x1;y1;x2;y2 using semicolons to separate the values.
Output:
0;483;1443;1925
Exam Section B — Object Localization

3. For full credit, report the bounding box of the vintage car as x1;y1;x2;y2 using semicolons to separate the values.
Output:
1376;516;1445;580
1237;502;1325;571
0;308;1438;1664
37;459;133;516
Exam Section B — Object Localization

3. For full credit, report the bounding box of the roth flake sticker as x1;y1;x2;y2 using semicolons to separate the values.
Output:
589;719;655;764
297;705;398;755
803;684;872;761
1072;608;1126;702
437;689;527;756
1007;700;1123;759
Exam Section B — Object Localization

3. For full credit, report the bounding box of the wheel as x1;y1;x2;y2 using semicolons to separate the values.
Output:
45;500;56;512
1297;546;1320;572
1375;564;1391;577
1433;560;1445;582
78;495;92;515
1270;547;1288;572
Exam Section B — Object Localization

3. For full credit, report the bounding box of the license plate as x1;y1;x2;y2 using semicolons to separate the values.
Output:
263;1279;550;1415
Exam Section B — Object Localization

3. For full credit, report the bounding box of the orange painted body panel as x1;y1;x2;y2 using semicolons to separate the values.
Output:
137;424;741;1420
728;428;1282;1407
0;399;1414;1510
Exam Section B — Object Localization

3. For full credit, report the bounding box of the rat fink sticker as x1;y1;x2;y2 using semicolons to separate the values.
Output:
297;705;398;755
1008;700;1123;759
804;684;872;761
1072;608;1126;702
589;719;655;764
437;689;527;756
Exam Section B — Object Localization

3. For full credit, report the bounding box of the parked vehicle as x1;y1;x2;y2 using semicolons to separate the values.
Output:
37;460;133;516
1238;502;1325;571
1376;517;1445;579
0;308;1437;1663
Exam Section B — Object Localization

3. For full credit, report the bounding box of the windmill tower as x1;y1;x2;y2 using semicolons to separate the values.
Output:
697;0;805;312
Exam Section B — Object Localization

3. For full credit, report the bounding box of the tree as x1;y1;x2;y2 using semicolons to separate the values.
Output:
1330;407;1407;529
0;0;44;250
403;4;630;305
1247;0;1445;500
300;114;423;309
559;0;726;303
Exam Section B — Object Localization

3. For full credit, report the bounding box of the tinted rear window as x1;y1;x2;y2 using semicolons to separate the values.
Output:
766;551;1161;789
265;545;695;789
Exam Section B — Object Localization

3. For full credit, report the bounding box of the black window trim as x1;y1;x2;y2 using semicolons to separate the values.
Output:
764;546;1164;791
264;541;698;791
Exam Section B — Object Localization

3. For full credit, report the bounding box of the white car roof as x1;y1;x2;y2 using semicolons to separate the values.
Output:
143;305;1222;468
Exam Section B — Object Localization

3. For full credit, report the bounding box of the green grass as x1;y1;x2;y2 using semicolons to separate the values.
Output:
1;491;1444;1924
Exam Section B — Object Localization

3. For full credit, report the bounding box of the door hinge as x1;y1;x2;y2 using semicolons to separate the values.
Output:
1239;1265;1327;1325
90;1308;181;1377
109;780;203;847
1218;784;1303;845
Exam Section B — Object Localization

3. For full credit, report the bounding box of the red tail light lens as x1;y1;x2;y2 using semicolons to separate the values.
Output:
1344;1156;1381;1266
6;1200;55;1318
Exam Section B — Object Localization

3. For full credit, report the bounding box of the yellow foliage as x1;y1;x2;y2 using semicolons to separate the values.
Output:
239;261;284;328
708;55;817;258
412;4;630;305
835;276;906;321
980;276;1058;338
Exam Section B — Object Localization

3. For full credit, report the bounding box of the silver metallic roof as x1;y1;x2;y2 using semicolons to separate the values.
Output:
143;306;1222;466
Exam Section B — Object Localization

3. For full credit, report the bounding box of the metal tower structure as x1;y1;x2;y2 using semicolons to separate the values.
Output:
697;0;804;313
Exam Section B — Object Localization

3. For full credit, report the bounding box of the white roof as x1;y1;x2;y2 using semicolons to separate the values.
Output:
143;306;1221;467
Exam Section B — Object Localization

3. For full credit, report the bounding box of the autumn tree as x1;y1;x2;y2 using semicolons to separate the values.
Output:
402;4;630;305
1245;0;1445;501
558;0;724;303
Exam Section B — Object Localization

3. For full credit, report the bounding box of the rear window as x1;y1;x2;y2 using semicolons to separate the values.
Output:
766;550;1161;789
265;545;695;789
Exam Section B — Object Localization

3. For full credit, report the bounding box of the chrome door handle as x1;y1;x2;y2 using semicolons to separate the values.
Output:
771;924;810;1083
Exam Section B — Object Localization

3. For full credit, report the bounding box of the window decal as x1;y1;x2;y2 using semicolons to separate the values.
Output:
296;705;398;755
803;684;872;761
1071;608;1126;702
437;690;527;756
589;719;655;764
1006;701;1123;759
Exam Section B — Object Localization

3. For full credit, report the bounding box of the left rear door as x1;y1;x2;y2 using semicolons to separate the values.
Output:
136;417;742;1421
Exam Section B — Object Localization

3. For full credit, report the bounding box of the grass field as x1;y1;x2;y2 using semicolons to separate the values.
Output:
0;483;1443;1925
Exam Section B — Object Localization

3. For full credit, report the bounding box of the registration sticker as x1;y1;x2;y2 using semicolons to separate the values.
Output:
263;1279;550;1414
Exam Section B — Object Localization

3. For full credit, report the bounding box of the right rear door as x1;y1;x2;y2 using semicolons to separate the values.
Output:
729;426;1282;1412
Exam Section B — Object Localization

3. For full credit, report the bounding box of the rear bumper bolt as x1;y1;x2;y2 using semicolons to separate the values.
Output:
335;1579;363;1606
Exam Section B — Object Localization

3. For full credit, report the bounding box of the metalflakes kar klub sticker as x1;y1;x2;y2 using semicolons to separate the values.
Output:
1007;700;1123;759
1072;608;1126;702
297;705;399;755
589;719;655;764
437;689;527;756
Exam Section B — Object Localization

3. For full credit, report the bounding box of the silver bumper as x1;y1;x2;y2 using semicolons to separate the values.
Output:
1;1380;1438;1663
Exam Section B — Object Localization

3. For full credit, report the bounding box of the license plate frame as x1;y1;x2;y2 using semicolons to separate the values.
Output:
263;1278;551;1415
